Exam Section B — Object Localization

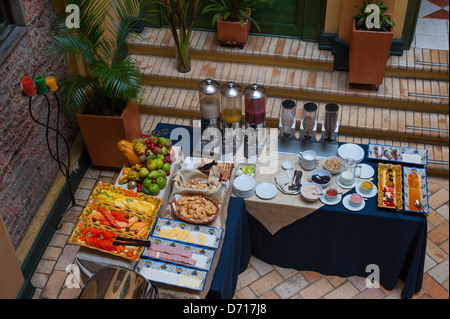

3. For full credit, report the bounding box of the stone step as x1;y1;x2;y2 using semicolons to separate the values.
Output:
130;54;449;114
138;113;449;177
127;27;450;81
139;85;449;145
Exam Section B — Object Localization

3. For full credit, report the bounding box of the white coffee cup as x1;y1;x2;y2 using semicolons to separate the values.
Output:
298;150;320;170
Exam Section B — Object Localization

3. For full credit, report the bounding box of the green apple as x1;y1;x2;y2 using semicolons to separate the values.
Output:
139;167;149;178
156;176;166;189
161;146;168;155
146;159;157;171
156;154;165;160
157;169;165;177
143;178;152;189
162;163;171;172
148;170;159;180
146;153;156;160
149;183;160;196
155;158;164;169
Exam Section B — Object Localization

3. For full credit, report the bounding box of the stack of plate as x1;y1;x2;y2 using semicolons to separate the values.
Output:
338;143;365;163
233;175;256;198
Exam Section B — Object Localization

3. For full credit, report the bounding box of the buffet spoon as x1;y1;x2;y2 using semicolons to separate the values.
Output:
414;200;428;215
386;193;400;212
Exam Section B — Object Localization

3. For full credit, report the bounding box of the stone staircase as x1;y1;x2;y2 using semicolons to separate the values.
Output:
127;27;449;176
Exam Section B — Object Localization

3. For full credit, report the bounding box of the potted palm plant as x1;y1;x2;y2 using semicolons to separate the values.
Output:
349;0;395;88
202;0;273;48
43;0;154;168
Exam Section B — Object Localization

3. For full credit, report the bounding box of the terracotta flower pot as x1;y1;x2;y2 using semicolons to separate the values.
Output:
349;18;394;86
76;101;142;168
217;12;251;48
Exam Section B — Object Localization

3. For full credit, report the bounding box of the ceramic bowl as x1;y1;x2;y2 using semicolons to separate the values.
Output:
325;187;339;201
349;193;363;207
323;156;342;175
310;169;332;188
300;182;323;202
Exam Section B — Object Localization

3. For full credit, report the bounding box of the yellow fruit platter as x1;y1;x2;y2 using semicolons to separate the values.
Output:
377;163;403;210
89;181;163;217
79;200;155;238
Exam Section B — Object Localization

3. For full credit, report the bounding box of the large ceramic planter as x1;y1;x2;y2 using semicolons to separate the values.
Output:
217;12;251;48
349;18;393;86
76;101;141;168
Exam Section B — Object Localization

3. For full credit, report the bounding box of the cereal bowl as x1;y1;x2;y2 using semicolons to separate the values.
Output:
310;169;332;188
323;156;342;174
300;182;323;202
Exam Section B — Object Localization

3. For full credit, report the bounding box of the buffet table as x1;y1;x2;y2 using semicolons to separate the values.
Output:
246;145;427;299
154;123;427;299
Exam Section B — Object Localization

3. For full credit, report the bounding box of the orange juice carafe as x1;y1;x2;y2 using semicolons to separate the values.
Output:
220;82;243;144
407;173;421;211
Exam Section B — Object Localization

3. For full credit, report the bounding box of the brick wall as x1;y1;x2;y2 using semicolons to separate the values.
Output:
0;0;79;249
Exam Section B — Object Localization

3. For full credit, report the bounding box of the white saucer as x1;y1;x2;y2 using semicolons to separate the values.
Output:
355;182;378;198
342;194;366;211
282;161;294;170
320;194;342;205
255;183;277;200
338;144;365;163
359;164;375;179
336;176;359;189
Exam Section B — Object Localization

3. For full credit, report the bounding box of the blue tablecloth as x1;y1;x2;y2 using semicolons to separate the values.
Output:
248;146;427;299
154;123;427;299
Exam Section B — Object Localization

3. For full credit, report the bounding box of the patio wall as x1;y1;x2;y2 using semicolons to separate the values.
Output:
0;0;79;249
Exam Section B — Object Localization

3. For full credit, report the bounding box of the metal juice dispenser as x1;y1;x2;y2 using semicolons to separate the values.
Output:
199;78;221;137
220;82;243;152
244;84;266;158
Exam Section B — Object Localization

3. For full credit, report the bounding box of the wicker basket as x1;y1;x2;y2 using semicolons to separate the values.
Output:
170;193;220;225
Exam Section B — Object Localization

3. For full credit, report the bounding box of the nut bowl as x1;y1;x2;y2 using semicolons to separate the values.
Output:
310;169;332;188
300;182;323;202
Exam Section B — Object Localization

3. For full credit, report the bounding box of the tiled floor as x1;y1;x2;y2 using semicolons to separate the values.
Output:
412;0;449;50
30;115;449;300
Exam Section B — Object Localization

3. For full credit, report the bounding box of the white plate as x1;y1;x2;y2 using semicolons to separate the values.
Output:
336;176;359;189
233;175;256;192
233;189;255;198
359;164;375;179
338;144;365;163
320;194;342;205
255;183;277;200
355;182;378;198
342;194;366;212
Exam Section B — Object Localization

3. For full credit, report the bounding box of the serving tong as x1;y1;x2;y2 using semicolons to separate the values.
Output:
113;237;151;247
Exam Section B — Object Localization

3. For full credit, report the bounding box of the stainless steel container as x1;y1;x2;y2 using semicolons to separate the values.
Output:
78;266;158;299
243;84;266;129
220;82;243;145
199;78;221;132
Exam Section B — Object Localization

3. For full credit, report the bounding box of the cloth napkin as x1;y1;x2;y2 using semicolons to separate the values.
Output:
275;170;300;194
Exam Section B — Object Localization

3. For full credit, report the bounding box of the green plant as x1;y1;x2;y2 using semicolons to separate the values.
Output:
43;0;155;117
354;0;395;32
161;0;201;73
202;0;273;32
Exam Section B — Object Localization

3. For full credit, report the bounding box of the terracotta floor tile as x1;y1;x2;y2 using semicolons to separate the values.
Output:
274;273;309;299
299;277;334;299
429;222;449;245
249;270;284;297
324;281;359;299
422;273;449;299
40;270;67;299
234;286;258;299
429;188;449;209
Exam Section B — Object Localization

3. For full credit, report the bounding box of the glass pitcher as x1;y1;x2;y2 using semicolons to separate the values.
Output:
339;158;362;186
